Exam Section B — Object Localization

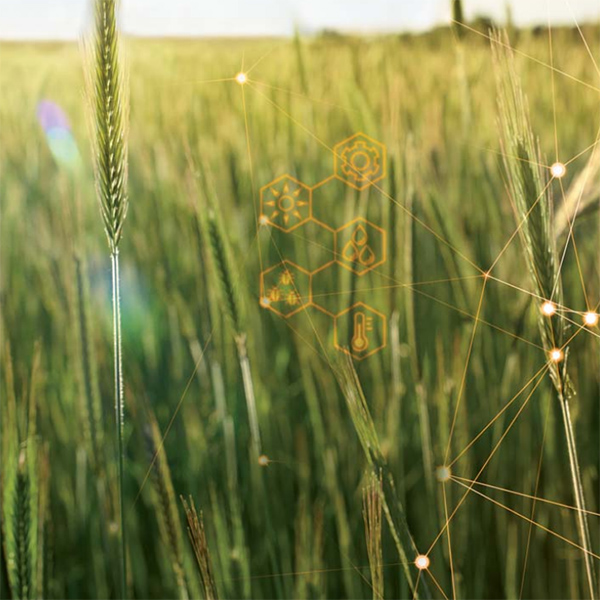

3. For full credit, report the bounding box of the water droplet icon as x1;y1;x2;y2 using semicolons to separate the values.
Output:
342;240;359;262
351;225;368;246
359;245;375;266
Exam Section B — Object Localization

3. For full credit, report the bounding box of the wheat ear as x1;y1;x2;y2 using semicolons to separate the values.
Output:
89;0;129;596
493;31;596;598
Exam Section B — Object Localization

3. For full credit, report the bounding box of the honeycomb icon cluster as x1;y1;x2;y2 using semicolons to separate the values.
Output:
259;133;388;360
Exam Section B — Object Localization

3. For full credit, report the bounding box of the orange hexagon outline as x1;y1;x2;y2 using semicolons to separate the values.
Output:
260;174;312;232
333;132;387;191
333;301;387;360
259;259;313;318
335;217;387;276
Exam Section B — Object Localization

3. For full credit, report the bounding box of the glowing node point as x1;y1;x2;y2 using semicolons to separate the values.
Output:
550;162;566;179
235;72;248;85
541;301;556;317
258;454;270;467
259;214;269;226
584;312;599;327
414;554;430;570
260;297;270;307
436;466;452;482
549;348;564;363
483;271;491;280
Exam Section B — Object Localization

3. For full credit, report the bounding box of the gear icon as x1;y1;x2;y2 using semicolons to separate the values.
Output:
334;133;386;190
340;141;380;182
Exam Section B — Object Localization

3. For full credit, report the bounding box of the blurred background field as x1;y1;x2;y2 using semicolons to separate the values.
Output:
1;22;599;599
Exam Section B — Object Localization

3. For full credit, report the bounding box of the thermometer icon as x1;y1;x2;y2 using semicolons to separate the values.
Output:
351;311;373;352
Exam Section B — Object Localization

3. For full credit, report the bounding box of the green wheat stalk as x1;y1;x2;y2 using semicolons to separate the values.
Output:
88;0;129;596
493;31;596;598
143;416;189;599
203;205;262;457
335;354;431;599
2;346;42;600
362;472;384;600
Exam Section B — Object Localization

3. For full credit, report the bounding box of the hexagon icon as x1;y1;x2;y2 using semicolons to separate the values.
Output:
336;217;386;275
260;175;311;231
334;133;386;190
334;302;387;360
259;260;311;318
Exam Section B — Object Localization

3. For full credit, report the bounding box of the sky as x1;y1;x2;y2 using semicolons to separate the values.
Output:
0;0;598;40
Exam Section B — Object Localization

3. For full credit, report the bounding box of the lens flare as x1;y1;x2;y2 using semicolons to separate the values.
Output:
36;100;81;170
541;301;556;317
549;348;563;363
550;162;566;178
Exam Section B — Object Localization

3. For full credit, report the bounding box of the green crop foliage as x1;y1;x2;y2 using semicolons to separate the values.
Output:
1;22;599;599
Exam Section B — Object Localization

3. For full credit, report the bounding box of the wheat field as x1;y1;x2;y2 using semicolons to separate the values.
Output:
1;19;600;600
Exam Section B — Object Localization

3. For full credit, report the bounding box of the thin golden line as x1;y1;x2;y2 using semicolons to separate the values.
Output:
519;392;551;599
412;570;422;600
486;274;574;313
554;120;600;305
308;275;482;298
451;19;600;94
248;81;484;275
555;177;590;309
370;174;483;273
278;314;333;363
559;312;600;342
344;554;382;600
241;82;265;279
548;17;559;162
246;44;277;76
217;559;413;585
130;330;213;511
442;484;457;600
426;569;450;600
565;0;600;79
248;79;359;113
468;144;550;169
452;476;600;518
565;137;600;166
563;317;592;347
181;77;236;86
488;178;553;273
409;285;545;351
444;279;487;463
428;370;547;554
496;170;558;312
448;363;549;467
451;478;600;561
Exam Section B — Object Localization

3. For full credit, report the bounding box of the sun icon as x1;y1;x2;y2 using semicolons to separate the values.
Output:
260;175;311;231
